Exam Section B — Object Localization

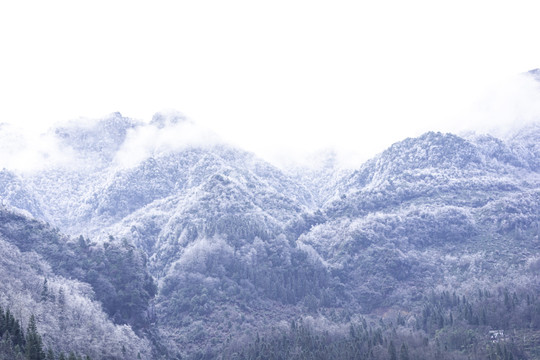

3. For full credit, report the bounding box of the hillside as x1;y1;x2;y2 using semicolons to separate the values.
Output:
0;109;539;358
301;130;540;311
0;208;153;359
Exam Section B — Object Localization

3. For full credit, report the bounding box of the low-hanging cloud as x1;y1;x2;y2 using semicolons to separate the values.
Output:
277;70;540;171
0;110;223;173
453;71;540;138
2;69;539;175
0;123;79;173
113;110;223;169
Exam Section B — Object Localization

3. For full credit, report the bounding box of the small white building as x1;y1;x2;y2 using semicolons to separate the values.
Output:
489;330;505;343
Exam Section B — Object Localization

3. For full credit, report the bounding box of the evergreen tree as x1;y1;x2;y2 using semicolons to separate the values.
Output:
25;314;44;360
0;306;4;335
46;348;55;360
12;318;25;348
40;279;49;302
388;340;397;360
400;343;410;360
57;288;66;307
1;333;16;359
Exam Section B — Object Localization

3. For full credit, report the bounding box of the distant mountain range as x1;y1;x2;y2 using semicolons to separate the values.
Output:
1;73;539;359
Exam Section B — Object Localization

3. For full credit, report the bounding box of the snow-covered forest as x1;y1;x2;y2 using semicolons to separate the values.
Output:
1;81;540;358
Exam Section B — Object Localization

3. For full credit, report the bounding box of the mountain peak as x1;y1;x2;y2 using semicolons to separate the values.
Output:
378;131;482;172
336;131;485;197
53;113;141;163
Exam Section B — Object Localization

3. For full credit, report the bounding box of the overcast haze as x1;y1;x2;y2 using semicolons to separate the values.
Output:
1;1;540;166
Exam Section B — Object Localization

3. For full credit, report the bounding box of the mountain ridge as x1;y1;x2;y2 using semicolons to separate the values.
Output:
0;113;539;358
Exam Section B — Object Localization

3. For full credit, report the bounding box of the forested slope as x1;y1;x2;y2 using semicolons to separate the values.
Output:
0;109;539;358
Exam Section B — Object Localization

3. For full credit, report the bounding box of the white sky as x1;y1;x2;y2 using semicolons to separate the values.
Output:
1;1;540;166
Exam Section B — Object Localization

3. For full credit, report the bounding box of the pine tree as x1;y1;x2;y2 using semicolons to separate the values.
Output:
12;318;25;348
400;343;410;360
25;314;44;360
40;279;49;302
1;332;16;359
0;306;4;335
46;348;55;360
57;287;66;307
4;308;13;334
388;340;397;360
14;344;24;358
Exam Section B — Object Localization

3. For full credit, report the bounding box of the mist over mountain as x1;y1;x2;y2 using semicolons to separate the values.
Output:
1;74;540;358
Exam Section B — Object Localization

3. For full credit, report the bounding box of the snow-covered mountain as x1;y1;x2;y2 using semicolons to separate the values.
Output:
1;105;540;358
299;129;540;311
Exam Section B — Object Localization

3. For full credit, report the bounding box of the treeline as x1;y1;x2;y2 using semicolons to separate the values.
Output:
225;316;441;360
0;306;90;360
224;287;540;360
419;287;540;331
